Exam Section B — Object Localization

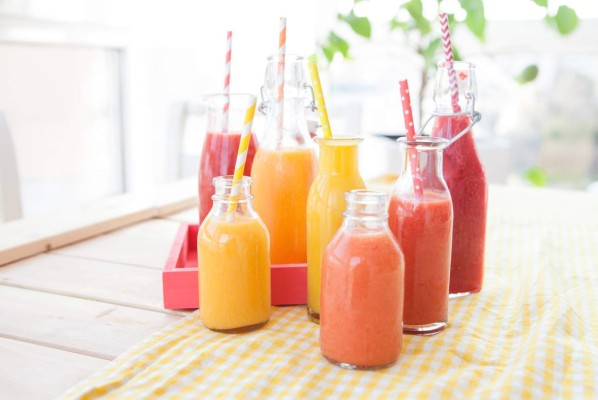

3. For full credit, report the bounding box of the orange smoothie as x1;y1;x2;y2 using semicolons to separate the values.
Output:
320;229;404;368
389;192;452;330
198;215;271;331
251;147;317;264
307;138;365;321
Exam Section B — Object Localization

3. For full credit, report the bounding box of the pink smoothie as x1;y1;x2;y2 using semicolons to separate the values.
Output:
432;115;487;295
198;131;257;224
320;229;404;368
388;193;452;327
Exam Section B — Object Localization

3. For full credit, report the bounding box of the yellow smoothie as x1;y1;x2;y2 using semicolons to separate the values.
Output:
307;138;365;321
198;214;271;331
251;147;317;264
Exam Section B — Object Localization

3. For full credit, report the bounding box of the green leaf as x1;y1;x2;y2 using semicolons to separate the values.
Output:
328;32;350;58
554;5;578;35
530;0;547;7
402;0;431;34
389;18;410;32
452;44;462;62
338;11;372;38
516;64;539;84
321;45;335;63
422;38;441;68
459;0;486;41
525;166;548;187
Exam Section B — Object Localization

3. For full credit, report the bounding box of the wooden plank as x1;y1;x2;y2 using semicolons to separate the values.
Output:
163;207;198;224
0;178;196;266
53;219;182;269
0;285;182;360
0;253;182;314
0;337;107;400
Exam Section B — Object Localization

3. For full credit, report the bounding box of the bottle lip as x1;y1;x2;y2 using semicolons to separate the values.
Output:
314;136;364;146
397;135;449;149
437;60;476;70
344;189;387;204
212;175;252;188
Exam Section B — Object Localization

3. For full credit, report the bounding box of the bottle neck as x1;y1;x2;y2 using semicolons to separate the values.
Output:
397;137;450;195
401;148;443;182
209;176;258;219
317;139;361;175
261;98;312;149
341;190;390;231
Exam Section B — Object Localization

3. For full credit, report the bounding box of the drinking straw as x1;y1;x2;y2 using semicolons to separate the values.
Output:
223;31;232;133
439;13;461;113
276;17;287;136
226;97;257;221
399;80;424;196
307;59;332;139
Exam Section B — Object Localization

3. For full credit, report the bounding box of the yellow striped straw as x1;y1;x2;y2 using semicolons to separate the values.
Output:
308;59;332;139
226;96;257;221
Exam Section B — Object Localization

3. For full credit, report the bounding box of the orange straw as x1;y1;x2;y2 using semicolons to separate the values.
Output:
276;17;287;136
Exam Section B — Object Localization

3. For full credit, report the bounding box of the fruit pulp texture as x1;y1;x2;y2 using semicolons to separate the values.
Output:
320;229;404;367
431;115;488;294
307;144;365;316
198;132;258;225
389;192;452;325
197;215;270;330
251;147;317;264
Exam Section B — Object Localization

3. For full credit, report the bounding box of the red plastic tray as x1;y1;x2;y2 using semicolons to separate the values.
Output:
162;223;307;309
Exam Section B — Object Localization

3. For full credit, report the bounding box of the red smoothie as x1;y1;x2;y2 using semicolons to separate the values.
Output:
198;131;258;224
388;192;452;331
320;229;404;368
432;115;488;295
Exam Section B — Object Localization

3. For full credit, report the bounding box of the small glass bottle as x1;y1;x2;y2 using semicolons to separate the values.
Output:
431;61;487;296
251;54;318;265
197;176;270;333
320;190;404;370
388;136;453;335
307;137;366;323
198;94;259;225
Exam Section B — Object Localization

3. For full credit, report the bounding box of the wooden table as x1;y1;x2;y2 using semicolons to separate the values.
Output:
0;179;199;400
2;180;598;399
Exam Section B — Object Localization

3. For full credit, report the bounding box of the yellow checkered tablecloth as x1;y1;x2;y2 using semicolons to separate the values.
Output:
61;186;598;399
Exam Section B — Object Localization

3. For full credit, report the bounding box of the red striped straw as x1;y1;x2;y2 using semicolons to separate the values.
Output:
222;31;232;133
399;80;424;196
439;13;461;113
276;17;287;135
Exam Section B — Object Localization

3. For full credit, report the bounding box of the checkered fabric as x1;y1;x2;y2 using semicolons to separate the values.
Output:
61;186;598;398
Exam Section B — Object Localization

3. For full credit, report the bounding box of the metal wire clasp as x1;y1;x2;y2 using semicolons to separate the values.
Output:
418;91;482;148
258;83;318;115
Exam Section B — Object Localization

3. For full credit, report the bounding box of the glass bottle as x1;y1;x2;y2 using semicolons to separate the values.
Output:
388;136;453;335
197;176;270;333
320;190;404;370
431;61;488;296
306;137;366;323
251;55;318;264
198;94;259;225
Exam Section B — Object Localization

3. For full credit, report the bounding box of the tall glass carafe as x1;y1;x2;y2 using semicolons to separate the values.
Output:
307;137;365;323
430;61;487;296
388;136;453;335
251;55;318;264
